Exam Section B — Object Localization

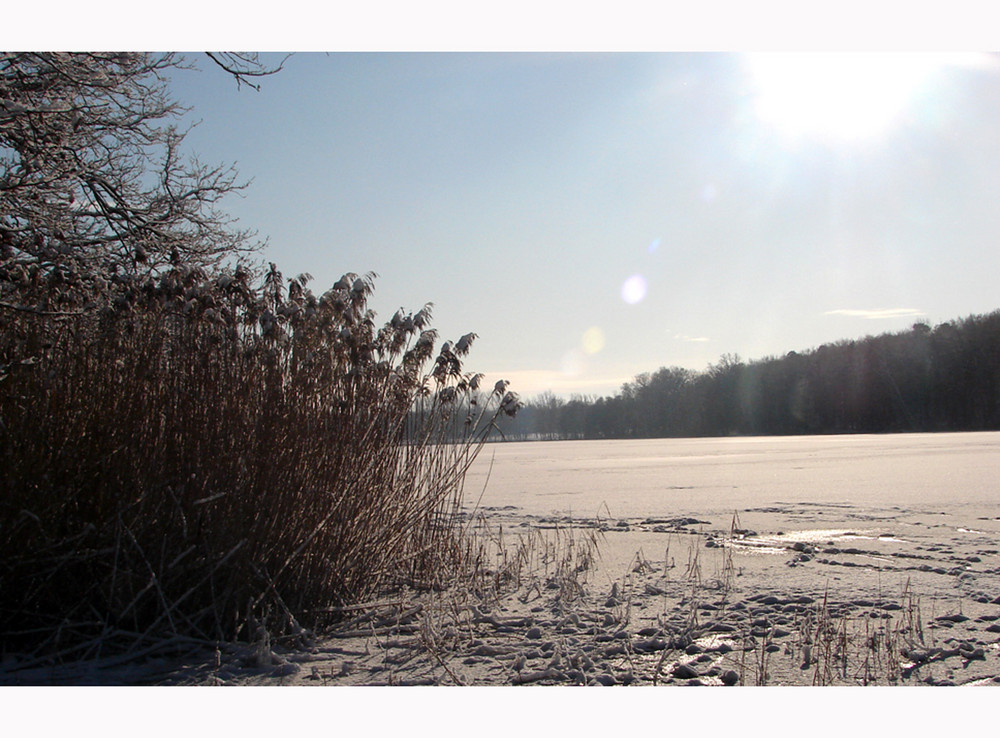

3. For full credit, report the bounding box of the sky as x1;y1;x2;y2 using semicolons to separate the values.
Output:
162;50;1000;399
9;2;1000;404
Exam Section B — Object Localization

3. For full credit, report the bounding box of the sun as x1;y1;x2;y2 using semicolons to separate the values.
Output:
745;53;943;143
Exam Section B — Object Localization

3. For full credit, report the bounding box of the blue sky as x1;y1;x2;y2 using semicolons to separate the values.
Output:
165;51;1000;398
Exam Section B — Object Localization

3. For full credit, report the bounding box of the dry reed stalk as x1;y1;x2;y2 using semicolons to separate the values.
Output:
1;266;521;663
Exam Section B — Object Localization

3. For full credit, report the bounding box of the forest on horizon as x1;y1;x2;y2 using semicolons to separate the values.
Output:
503;310;1000;440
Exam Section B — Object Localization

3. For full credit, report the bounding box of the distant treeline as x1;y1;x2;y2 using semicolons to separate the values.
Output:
505;310;1000;440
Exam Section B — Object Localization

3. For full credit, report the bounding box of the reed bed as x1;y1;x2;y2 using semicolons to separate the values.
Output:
0;263;519;662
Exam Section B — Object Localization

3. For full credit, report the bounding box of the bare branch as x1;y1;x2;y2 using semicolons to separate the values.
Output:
1;52;271;313
204;52;290;91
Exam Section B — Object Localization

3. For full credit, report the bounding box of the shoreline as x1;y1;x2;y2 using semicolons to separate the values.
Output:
6;497;999;687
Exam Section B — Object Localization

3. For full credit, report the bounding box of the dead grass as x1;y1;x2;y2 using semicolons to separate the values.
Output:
0;264;519;662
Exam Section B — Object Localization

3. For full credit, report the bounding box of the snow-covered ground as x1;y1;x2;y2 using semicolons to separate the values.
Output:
6;432;1000;690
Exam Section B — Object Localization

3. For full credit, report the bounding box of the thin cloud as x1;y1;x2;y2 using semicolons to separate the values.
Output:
673;333;711;342
487;370;631;398
825;308;925;320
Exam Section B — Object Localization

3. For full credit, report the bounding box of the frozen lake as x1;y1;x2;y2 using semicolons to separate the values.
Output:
464;431;1000;521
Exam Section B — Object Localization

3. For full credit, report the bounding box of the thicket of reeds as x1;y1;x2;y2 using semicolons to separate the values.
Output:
0;262;519;660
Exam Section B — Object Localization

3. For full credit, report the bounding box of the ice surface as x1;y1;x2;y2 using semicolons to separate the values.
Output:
465;431;1000;521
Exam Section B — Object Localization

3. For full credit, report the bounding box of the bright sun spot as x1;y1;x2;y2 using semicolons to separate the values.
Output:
746;53;945;142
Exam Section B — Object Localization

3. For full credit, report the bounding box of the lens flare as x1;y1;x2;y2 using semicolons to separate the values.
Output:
621;274;647;305
581;327;605;355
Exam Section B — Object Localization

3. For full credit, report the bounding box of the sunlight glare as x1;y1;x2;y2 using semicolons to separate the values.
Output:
746;53;942;142
560;348;584;376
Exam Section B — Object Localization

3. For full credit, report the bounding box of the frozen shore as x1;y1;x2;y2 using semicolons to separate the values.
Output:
207;499;1000;687
8;496;999;687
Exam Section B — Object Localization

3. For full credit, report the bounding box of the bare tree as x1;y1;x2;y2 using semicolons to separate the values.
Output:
0;52;280;314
